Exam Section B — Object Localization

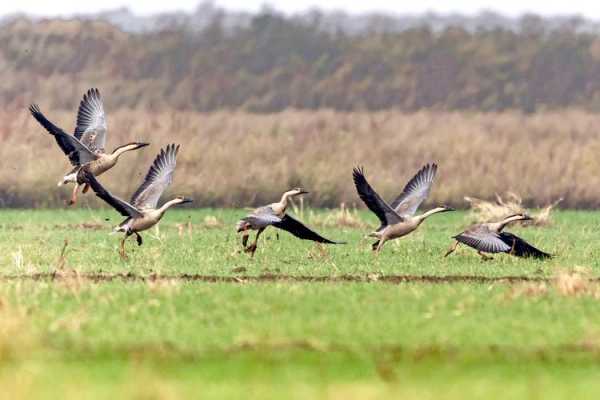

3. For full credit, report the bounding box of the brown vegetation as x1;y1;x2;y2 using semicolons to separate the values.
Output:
4;16;600;113
507;268;600;300
465;193;562;225
4;108;600;208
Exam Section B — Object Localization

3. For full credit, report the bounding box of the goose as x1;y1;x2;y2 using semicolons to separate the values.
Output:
352;163;454;253
444;213;551;260
236;188;344;257
29;88;149;205
82;144;192;259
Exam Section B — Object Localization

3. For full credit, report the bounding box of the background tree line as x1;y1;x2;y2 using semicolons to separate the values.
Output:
3;12;600;113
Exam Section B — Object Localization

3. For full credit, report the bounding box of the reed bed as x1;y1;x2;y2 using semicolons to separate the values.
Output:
2;108;600;208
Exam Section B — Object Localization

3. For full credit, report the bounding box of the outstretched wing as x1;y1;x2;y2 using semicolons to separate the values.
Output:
273;214;343;244
130;144;179;210
74;88;107;152
29;104;97;166
499;232;552;259
390;163;437;217
352;166;402;228
454;226;512;254
81;171;142;218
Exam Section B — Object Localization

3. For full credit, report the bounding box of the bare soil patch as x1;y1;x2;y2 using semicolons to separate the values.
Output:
0;272;594;285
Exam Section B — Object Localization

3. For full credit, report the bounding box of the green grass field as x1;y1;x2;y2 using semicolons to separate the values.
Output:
1;208;600;399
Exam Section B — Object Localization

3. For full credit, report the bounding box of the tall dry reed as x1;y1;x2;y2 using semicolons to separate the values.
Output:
2;108;600;208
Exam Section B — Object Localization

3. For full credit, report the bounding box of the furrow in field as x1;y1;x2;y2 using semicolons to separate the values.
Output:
0;272;593;285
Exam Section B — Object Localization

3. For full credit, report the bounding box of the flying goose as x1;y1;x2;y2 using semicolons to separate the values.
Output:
352;163;454;253
29;88;149;205
82;144;192;259
444;213;551;260
236;188;344;257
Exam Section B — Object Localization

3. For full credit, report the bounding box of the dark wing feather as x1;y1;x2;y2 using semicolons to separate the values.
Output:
81;171;142;218
74;88;107;152
273;214;344;244
499;232;552;259
29;104;97;166
454;225;512;254
390;163;438;217
352;167;402;228
130;144;179;209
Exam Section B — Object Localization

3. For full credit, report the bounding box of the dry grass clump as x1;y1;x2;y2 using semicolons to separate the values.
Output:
534;198;564;226
202;216;223;229
506;282;549;300
176;216;223;237
465;193;562;226
507;269;600;300
465;192;525;222
308;204;368;229
553;269;599;298
4;108;600;208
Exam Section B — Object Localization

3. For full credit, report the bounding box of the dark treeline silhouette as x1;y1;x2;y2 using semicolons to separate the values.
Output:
3;12;600;112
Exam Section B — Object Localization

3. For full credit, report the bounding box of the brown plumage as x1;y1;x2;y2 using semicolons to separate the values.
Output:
444;214;551;260
82;144;192;259
29;88;149;205
352;164;453;253
236;188;344;257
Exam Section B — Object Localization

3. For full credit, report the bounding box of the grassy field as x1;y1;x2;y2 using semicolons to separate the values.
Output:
1;208;600;399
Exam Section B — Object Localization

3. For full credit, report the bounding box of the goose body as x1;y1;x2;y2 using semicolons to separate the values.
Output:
352;164;454;253
445;214;551;260
29;88;148;205
236;188;344;256
82;144;192;259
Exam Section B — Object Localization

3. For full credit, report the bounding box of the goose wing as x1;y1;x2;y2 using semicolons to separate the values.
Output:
352;167;402;228
29;104;97;166
454;225;512;254
81;171;142;218
74;88;107;153
273;214;343;244
239;207;283;229
499;232;552;259
390;163;437;217
130;144;179;210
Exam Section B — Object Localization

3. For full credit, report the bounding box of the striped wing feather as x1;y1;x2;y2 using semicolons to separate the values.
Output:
130;144;179;210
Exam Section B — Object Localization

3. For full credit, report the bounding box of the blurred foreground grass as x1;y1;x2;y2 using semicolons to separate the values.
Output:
0;209;599;398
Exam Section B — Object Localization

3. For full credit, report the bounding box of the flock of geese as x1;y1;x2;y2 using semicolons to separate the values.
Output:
29;88;551;260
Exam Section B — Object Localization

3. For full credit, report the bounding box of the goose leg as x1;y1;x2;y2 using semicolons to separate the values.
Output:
509;238;516;255
374;238;387;254
444;241;459;257
119;237;128;260
478;251;493;261
241;229;250;248
82;183;90;194
245;228;265;257
119;232;132;260
371;240;381;251
135;232;143;246
67;184;80;206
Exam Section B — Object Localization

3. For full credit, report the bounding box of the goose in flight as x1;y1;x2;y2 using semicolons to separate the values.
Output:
29;88;149;205
352;163;454;253
444;214;551;260
82;144;192;259
236;188;344;257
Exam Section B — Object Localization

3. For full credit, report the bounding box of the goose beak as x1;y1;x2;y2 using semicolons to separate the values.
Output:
299;190;309;195
135;143;150;149
181;197;193;204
